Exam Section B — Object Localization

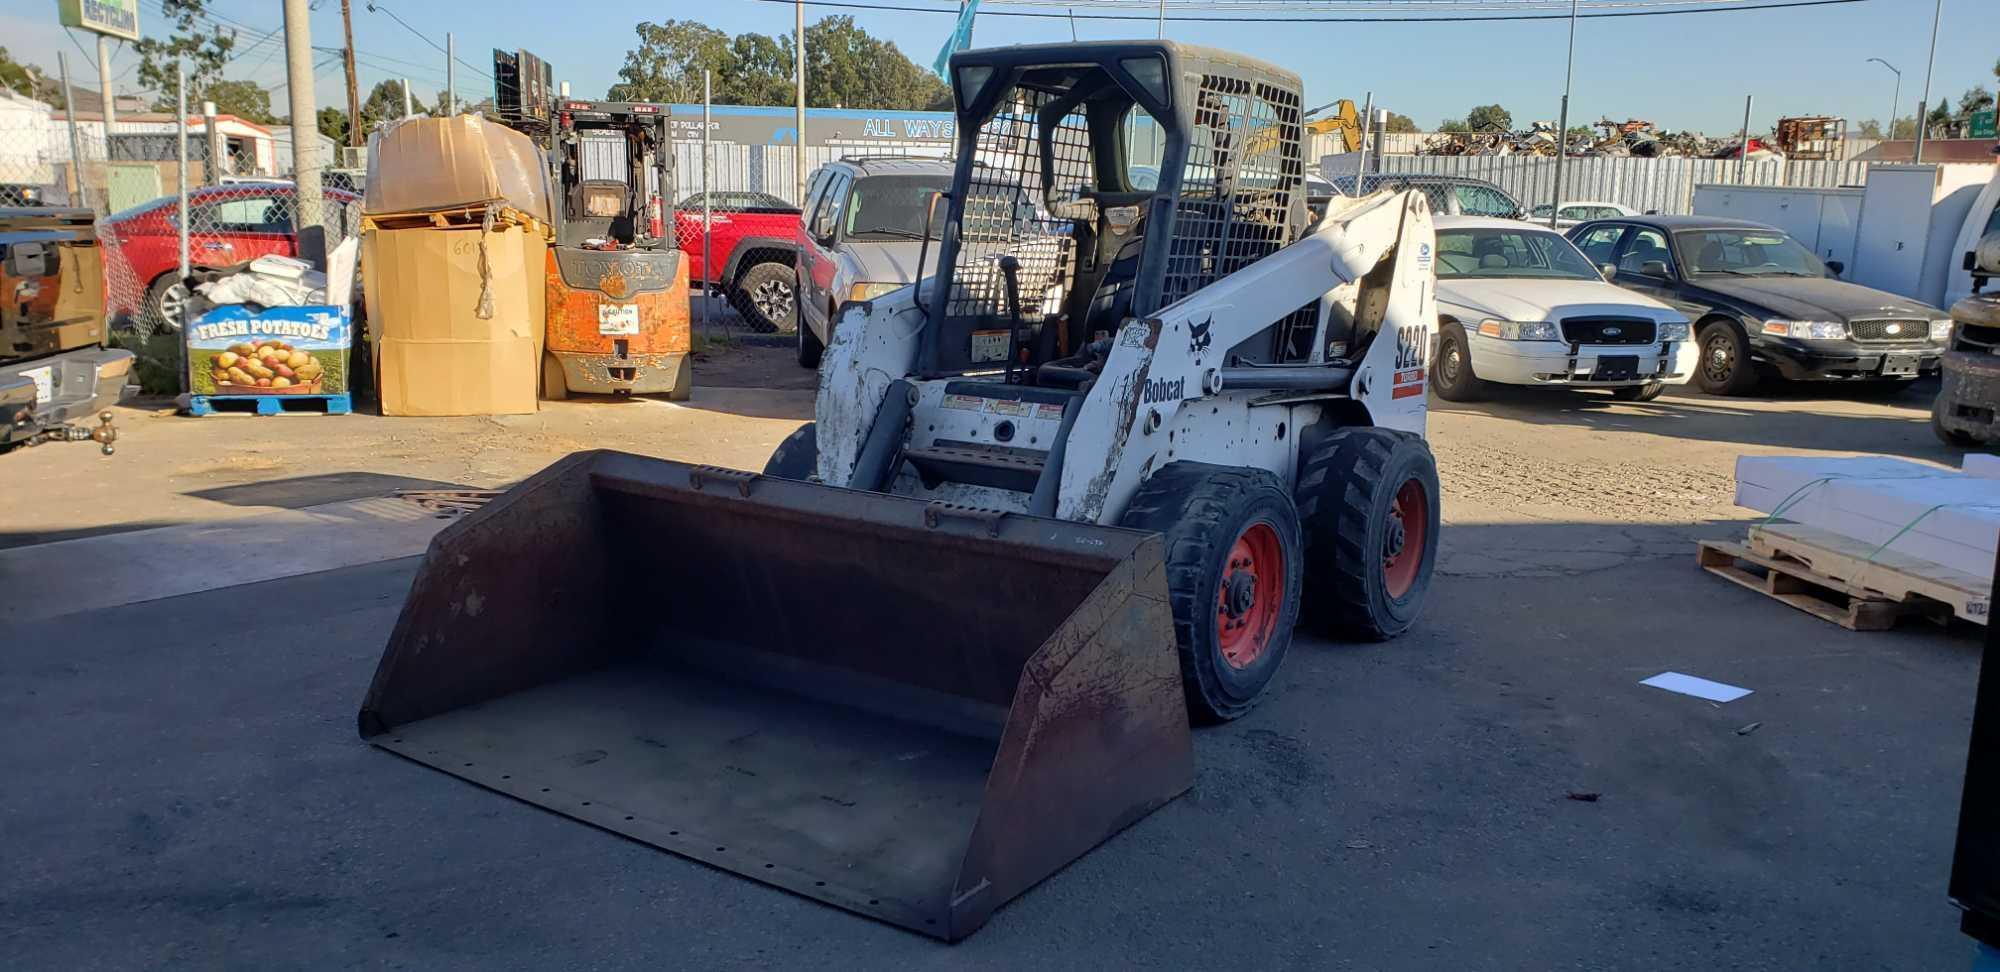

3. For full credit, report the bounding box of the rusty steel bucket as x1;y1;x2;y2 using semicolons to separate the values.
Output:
358;451;1191;941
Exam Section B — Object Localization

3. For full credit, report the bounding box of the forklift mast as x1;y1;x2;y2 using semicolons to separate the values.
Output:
550;101;676;251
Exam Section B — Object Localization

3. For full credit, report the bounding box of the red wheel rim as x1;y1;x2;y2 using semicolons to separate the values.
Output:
1383;478;1429;599
1215;521;1285;670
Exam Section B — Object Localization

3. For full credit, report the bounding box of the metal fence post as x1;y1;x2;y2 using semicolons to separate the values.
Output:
703;70;713;331
1737;95;1753;185
176;64;190;290
57;52;87;210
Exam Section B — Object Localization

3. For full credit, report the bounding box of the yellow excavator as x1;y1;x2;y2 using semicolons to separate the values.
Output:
1305;99;1364;152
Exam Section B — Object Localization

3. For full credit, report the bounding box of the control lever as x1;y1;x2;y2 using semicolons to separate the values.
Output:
998;255;1024;384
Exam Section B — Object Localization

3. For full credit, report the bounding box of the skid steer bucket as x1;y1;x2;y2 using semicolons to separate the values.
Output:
358;451;1191;941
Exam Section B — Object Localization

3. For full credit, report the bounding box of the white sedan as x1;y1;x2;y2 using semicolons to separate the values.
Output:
1430;216;1696;402
1526;200;1638;228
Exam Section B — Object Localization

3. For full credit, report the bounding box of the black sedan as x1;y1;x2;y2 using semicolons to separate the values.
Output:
1565;215;1950;395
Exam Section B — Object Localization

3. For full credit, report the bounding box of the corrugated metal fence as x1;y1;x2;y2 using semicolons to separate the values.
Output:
669;141;949;206
1333;153;1873;216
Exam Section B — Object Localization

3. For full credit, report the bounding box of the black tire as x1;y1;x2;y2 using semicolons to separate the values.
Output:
1934;395;1979;448
1430;322;1488;402
1296;428;1441;641
1694;320;1759;396
1612;381;1666;402
730;262;797;334
1120;463;1303;723
143;274;190;335
762;423;818;480
797;305;827;368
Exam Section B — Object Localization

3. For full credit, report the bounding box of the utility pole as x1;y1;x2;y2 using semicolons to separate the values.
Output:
795;0;807;204
1156;0;1165;38
95;34;115;131
446;32;455;116
341;0;362;148
401;78;413;118
1737;95;1754;184
283;0;326;268
1915;0;1942;164
56;53;86;208
1866;58;1901;143
1548;0;1578;228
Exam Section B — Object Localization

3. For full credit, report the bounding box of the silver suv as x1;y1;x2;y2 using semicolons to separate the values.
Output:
793;157;954;367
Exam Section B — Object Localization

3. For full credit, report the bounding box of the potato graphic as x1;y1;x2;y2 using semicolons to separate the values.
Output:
228;342;255;356
286;350;310;369
256;377;272;387
216;351;239;369
210;369;229;383
271;376;292;388
226;366;253;384
274;364;295;379
246;363;275;380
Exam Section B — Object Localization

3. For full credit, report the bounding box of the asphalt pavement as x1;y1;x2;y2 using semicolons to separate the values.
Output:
3;532;1977;969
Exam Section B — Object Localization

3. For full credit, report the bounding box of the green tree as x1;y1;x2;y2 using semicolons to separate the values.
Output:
1465;104;1512;132
136;0;237;111
1437;117;1468;133
318;106;354;146
1890;115;1918;140
361;79;412;127
1959;85;1994;118
204;79;276;123
1927;98;1953;138
720;32;794;105
606;19;732;103
1381;111;1418;134
802;16;949;110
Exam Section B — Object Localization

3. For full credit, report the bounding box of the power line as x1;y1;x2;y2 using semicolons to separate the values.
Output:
743;0;1865;20
363;3;492;79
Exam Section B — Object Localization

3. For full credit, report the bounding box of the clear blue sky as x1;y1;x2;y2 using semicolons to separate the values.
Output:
2;0;1993;134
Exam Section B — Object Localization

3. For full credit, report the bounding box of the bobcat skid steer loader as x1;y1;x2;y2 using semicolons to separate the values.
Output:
360;41;1439;942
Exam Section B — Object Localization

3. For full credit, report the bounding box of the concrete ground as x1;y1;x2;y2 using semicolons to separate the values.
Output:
0;339;1983;968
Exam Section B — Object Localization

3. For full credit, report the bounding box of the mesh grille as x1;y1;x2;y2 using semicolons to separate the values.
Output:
1560;317;1655;345
1849;318;1927;343
944;88;1087;330
1160;74;1303;309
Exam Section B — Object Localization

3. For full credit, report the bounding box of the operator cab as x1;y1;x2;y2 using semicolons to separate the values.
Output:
916;41;1315;389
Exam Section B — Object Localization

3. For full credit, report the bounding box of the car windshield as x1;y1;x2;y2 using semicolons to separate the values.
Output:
1436;227;1600;280
1678;229;1826;277
844;175;950;240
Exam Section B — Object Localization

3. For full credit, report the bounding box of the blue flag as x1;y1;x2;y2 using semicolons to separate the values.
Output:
932;0;983;80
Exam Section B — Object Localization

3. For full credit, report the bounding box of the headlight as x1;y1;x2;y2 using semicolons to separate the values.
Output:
1657;320;1691;342
1761;320;1847;339
1475;319;1559;341
846;281;905;303
1932;318;1955;342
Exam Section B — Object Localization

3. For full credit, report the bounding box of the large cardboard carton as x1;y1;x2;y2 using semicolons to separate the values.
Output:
1734;454;2000;581
364;224;547;416
363;115;551;222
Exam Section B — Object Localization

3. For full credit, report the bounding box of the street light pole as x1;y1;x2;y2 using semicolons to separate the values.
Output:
1915;0;1942;164
1548;0;1578;228
1866;57;1901;142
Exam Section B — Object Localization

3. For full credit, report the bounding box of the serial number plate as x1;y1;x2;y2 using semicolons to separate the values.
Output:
1881;352;1921;377
970;330;1010;363
22;366;51;404
598;303;640;336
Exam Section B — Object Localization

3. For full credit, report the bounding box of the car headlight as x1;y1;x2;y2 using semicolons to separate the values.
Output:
1761;320;1847;339
1657;320;1691;342
846;281;905;303
1932;318;1955;342
1476;319;1559;341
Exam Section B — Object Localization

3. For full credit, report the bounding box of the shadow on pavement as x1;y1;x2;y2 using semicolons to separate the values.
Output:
185;472;462;509
1433;379;1950;461
0;519;188;552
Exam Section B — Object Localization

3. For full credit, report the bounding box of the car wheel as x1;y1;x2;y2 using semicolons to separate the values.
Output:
1612;381;1666;402
143;274;190;334
1695;321;1759;396
1430;322;1487;402
797;304;826;369
730;262;797;334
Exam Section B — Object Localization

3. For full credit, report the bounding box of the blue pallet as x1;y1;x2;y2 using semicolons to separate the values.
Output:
188;392;353;417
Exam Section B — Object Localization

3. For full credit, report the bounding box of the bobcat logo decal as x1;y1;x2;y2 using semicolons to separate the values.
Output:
1188;316;1214;355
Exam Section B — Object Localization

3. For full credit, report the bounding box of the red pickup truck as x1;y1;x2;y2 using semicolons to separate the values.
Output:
674;191;802;332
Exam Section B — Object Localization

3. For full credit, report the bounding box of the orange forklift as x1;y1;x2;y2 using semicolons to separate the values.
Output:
540;101;690;399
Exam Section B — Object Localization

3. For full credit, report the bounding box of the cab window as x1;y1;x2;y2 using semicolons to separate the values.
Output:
1574;224;1627;265
808;173;850;241
1454;184;1517;218
1614;227;1675;277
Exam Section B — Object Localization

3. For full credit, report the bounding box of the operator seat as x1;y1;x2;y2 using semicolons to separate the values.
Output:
1696;240;1729;272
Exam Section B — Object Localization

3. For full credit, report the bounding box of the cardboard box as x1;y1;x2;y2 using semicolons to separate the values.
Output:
1735;455;2000;580
364;223;546;416
363;115;551;223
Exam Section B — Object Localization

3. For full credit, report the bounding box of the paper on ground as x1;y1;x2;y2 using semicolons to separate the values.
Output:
1641;672;1753;703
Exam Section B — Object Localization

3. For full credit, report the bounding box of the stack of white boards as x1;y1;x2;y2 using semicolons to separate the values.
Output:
1734;455;2000;582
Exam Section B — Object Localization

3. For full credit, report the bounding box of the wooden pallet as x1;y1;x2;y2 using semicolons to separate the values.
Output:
1697;524;1988;631
188;393;352;417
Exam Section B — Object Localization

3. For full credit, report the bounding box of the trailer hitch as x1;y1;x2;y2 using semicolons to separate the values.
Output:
19;411;117;456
